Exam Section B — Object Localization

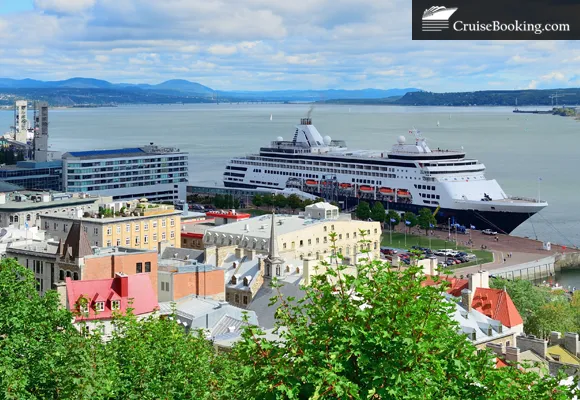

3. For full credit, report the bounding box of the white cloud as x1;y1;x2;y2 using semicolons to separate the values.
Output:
507;55;537;65
0;0;578;90
207;44;238;56
95;54;110;62
527;80;538;89
34;0;96;14
540;72;566;81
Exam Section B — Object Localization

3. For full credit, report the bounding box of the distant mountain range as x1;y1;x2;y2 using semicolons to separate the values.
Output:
0;77;421;106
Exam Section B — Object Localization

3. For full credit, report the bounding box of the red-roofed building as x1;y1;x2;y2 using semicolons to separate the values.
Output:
472;287;524;331
422;270;524;334
65;273;158;336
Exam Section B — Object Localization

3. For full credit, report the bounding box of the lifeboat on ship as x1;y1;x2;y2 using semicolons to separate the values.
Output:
305;180;318;187
379;187;394;195
397;189;411;197
339;183;353;189
359;185;373;193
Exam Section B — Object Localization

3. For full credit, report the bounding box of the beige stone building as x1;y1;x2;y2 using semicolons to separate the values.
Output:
40;199;181;251
203;202;381;263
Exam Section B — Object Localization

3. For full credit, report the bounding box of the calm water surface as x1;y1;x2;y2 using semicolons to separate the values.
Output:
1;103;578;247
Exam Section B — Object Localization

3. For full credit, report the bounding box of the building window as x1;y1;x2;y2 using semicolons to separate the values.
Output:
339;234;342;240
144;235;149;244
243;296;248;305
93;227;98;235
125;237;130;245
308;239;311;245
324;226;327;232
283;243;287;249
135;237;140;245
161;232;166;240
374;228;378;234
26;214;31;221
116;239;121;246
153;233;158;241
145;262;151;273
106;227;112;235
116;225;121;234
44;221;49;229
106;240;112;247
152;221;157;228
63;224;68;232
59;270;65;281
162;219;166;228
83;226;88;233
93;301;104;312
126;224;130;233
331;225;335;231
170;218;175;227
144;223;149;231
324;237;327;243
54;223;58;230
170;231;175;239
235;294;239;303
136;262;143;273
346;233;349;239
135;224;140;232
111;300;121;310
299;240;303;247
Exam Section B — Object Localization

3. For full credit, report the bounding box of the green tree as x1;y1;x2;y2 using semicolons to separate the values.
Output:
355;201;371;220
232;240;571;399
252;194;263;207
490;278;551;335
527;301;576;340
213;194;224;208
287;194;303;211
273;194;287;208
402;211;418;232
370;201;386;222
417;207;437;235
262;194;274;207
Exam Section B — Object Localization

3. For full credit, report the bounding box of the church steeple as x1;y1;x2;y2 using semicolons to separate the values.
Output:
269;211;279;259
264;211;284;279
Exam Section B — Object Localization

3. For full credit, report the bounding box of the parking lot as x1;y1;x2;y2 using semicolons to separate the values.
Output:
380;246;478;268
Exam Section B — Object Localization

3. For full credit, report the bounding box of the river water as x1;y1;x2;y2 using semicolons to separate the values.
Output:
0;103;578;249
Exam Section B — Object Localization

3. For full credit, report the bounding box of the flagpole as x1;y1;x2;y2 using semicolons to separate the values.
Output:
389;220;392;245
537;177;541;203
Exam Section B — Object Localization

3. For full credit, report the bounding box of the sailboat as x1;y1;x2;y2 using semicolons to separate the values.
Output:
437;120;440;127
270;114;273;121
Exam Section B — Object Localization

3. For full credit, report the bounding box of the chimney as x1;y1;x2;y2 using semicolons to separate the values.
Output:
235;247;243;259
54;281;68;309
302;257;315;286
245;249;255;261
564;332;580;356
486;342;504;357
550;331;562;345
505;346;520;363
469;270;489;290
461;288;473;311
116;272;129;297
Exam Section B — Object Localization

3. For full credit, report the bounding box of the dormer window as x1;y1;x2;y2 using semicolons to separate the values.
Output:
94;301;105;312
111;300;120;310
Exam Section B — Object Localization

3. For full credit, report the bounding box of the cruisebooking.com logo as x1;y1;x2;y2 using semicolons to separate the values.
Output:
421;5;570;35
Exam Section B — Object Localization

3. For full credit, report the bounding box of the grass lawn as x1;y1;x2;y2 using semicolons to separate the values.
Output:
381;232;493;267
238;208;270;216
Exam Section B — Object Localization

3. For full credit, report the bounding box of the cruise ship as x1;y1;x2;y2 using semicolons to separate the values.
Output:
223;117;547;233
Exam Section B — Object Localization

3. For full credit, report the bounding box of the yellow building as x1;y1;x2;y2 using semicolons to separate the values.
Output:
40;202;181;251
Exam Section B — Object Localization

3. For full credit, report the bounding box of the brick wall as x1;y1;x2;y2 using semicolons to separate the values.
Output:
83;251;158;297
172;269;224;300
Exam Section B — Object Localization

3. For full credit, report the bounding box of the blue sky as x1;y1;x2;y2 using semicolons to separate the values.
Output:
0;0;578;91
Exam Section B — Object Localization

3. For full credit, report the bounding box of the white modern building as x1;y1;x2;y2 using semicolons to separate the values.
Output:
61;143;189;202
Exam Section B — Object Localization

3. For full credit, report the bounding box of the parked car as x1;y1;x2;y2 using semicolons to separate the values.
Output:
380;247;398;255
482;229;498;235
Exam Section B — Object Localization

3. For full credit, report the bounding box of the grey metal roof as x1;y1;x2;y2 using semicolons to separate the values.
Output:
248;279;307;330
161;247;204;263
